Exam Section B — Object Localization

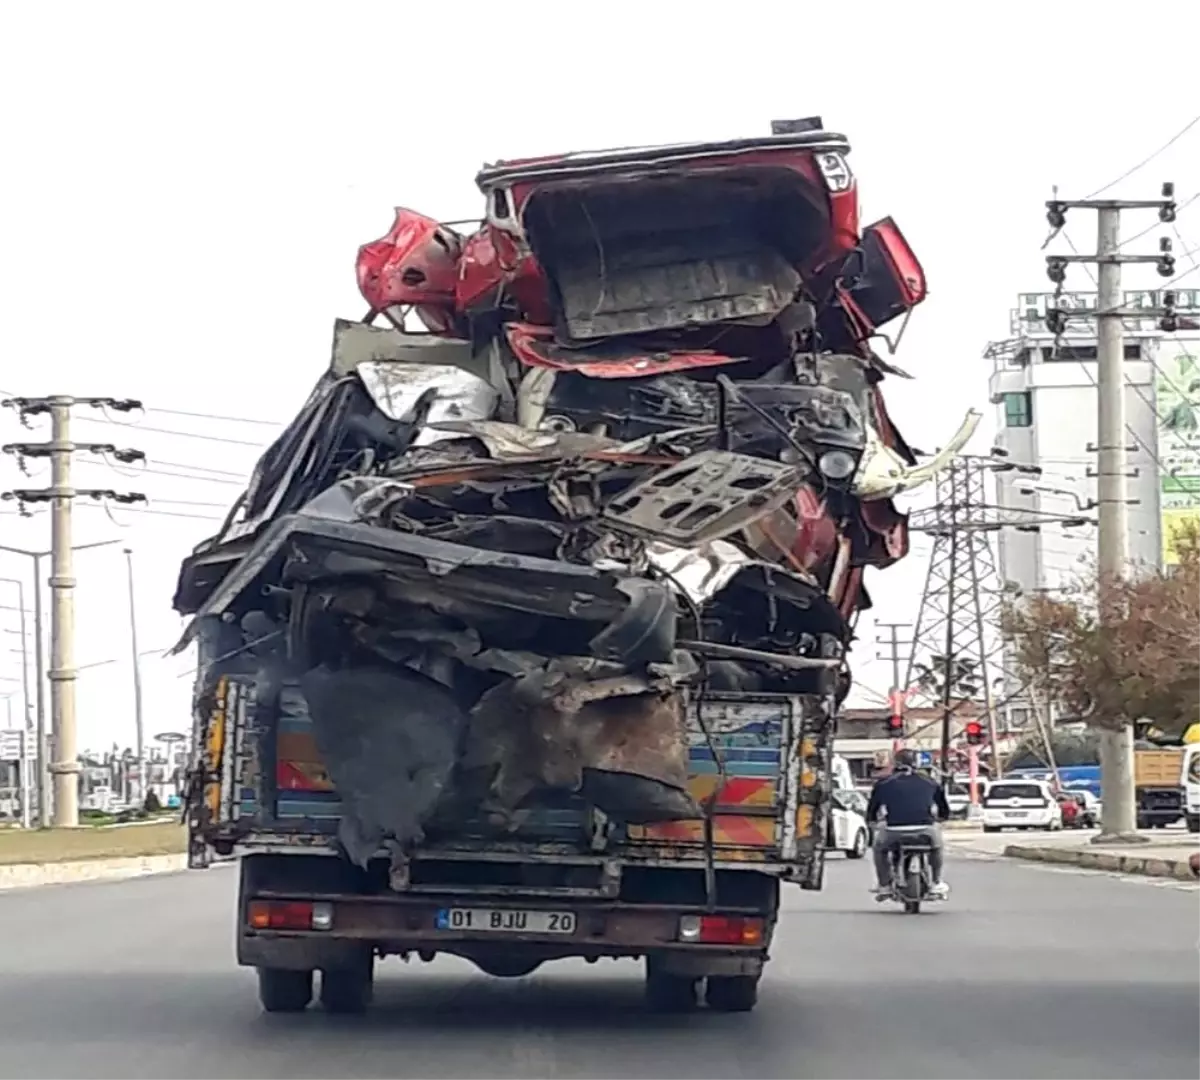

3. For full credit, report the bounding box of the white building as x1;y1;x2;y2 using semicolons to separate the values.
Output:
987;289;1200;595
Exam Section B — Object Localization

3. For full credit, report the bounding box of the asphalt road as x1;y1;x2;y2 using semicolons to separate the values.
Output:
0;850;1195;1080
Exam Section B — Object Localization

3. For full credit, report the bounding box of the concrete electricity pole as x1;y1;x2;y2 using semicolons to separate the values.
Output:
1;396;145;827
1043;185;1178;842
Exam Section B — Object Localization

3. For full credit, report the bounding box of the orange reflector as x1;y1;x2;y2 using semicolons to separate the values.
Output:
247;900;314;931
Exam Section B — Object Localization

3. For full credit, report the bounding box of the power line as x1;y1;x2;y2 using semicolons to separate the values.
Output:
153;459;248;478
1120;190;1200;249
72;415;267;448
149;498;231;509
1083;113;1200;200
102;465;243;487
143;406;283;427
75;503;225;523
1160;261;1200;289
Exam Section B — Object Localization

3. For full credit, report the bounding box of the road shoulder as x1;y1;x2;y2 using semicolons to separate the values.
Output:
1003;841;1197;881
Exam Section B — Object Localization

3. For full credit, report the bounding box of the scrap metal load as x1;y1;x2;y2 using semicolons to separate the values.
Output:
173;119;978;871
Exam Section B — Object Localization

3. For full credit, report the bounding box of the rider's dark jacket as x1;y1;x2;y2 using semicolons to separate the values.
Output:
866;771;951;827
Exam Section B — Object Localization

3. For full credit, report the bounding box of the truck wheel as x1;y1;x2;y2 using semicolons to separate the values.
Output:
705;975;759;1013
257;967;312;1013
847;829;868;859
644;961;697;1013
320;957;374;1015
1187;814;1200;834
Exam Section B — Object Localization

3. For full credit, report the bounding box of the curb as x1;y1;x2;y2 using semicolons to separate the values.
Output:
1004;844;1197;881
0;852;187;891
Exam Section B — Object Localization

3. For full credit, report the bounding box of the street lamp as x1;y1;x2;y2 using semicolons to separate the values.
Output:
1016;482;1098;513
155;731;187;803
0;577;33;828
0;539;125;827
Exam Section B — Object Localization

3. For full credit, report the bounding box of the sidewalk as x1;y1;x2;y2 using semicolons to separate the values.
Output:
948;826;1199;881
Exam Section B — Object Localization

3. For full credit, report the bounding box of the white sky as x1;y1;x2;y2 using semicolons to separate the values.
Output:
1;1;1198;751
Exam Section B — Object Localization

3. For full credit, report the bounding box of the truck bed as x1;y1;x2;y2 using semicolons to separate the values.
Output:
190;676;833;887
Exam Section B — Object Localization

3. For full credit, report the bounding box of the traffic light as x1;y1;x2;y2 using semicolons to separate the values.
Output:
887;690;904;737
964;720;984;746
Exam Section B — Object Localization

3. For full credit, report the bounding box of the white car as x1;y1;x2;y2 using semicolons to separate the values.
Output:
827;788;870;858
980;779;1063;833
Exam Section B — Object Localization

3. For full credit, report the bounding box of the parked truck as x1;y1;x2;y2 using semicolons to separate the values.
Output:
1135;746;1185;828
175;119;965;1015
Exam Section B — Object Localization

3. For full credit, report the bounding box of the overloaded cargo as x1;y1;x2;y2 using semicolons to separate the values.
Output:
173;119;977;1014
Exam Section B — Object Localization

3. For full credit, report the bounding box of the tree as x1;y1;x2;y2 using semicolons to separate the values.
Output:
1004;521;1200;739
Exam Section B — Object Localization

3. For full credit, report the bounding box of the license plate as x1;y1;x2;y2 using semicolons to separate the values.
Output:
1004;811;1028;818
435;907;578;935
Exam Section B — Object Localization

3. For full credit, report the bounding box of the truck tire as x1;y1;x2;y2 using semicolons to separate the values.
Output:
644;961;697;1013
257;967;313;1013
705;975;759;1013
320;957;374;1015
1187;814;1200;834
847;829;868;859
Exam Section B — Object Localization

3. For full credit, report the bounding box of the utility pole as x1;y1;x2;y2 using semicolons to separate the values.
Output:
1;396;145;827
123;548;146;806
1043;185;1177;842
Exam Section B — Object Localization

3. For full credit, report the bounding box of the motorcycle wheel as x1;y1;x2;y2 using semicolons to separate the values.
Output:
903;855;923;914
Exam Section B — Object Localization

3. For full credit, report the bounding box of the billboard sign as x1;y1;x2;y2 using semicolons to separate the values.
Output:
1156;339;1200;563
0;730;32;761
1012;289;1200;337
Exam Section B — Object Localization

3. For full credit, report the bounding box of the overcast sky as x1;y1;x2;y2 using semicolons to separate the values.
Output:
1;1;1197;751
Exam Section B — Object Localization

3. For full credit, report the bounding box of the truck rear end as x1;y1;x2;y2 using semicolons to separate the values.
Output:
190;674;835;1013
1135;747;1185;828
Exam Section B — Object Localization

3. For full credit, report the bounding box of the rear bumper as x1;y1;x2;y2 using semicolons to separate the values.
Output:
980;810;1057;828
238;892;772;974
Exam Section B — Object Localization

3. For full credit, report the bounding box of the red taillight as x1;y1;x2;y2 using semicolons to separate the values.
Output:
248;900;315;931
678;914;764;946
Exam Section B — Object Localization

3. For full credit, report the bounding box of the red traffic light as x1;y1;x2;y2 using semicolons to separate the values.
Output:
887;713;904;734
964;721;984;746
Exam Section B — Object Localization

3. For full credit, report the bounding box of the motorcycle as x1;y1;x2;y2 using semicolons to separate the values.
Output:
881;825;945;914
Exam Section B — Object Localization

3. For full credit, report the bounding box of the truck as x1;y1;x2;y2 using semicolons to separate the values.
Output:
174;118;968;1015
1184;742;1200;834
1134;746;1185;828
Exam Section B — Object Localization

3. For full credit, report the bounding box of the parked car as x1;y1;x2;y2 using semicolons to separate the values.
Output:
827;789;870;859
980;779;1063;833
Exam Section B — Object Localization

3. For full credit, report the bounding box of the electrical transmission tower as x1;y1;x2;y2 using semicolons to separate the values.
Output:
1;395;146;827
903;453;1094;783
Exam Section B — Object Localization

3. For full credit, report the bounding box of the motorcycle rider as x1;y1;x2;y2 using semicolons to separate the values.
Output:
866;749;951;899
